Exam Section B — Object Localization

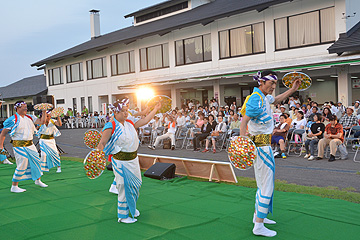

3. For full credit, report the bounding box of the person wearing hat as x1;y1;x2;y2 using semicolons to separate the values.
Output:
339;107;359;136
240;70;301;237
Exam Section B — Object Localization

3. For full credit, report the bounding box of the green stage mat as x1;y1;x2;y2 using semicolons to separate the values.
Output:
0;160;359;240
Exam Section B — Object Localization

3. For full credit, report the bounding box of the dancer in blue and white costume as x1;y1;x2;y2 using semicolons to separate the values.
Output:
0;101;47;193
0;100;12;165
38;111;62;173
240;71;300;237
97;99;160;223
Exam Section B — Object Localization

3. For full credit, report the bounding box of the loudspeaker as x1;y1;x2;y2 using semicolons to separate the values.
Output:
144;162;176;180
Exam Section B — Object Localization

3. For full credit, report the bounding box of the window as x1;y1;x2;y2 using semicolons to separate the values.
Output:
140;43;169;71
111;51;135;75
73;98;77;113
48;67;63;86
81;97;85;112
275;7;335;50
56;99;65;105
175;34;212;66
219;22;265;59
66;62;83;83
87;57;107;79
136;2;188;23
88;96;93;113
0;104;7;119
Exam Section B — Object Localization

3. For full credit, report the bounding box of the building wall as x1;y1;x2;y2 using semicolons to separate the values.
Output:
46;0;358;111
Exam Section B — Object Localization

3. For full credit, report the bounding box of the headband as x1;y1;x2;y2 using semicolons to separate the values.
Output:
108;98;129;112
253;71;278;85
14;102;26;109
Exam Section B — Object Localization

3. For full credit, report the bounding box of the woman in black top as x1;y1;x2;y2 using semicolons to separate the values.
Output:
208;114;217;131
304;113;325;160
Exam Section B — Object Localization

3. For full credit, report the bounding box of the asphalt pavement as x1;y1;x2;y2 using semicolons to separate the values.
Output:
3;127;360;192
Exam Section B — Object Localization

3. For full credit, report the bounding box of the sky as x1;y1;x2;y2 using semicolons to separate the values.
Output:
0;0;164;87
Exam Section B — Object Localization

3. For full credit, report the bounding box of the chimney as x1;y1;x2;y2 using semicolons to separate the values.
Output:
90;9;100;39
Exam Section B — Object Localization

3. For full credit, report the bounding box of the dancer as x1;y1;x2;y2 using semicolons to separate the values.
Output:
0;101;12;164
38;111;62;173
97;99;161;223
0;101;47;193
240;71;300;237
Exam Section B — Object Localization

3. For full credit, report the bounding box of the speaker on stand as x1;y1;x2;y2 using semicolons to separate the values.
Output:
144;162;176;180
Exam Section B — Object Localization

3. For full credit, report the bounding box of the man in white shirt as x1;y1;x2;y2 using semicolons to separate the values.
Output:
149;116;177;150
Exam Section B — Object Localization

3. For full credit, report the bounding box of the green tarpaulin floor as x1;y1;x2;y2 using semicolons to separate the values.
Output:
0;160;359;240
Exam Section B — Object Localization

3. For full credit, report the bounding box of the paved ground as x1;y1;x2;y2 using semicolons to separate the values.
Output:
3;127;360;192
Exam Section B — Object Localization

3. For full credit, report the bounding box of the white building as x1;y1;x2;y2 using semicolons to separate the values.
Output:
31;0;360;114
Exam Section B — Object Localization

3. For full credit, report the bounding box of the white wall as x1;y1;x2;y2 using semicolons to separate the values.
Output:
346;0;360;32
46;0;353;112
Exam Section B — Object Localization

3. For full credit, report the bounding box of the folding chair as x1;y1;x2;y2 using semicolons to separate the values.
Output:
185;128;201;150
345;126;360;149
140;127;152;145
287;129;305;156
353;144;360;162
216;132;228;152
175;127;188;149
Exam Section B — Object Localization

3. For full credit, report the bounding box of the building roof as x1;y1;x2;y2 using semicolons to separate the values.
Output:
0;75;47;99
124;0;187;18
328;21;360;55
31;0;291;67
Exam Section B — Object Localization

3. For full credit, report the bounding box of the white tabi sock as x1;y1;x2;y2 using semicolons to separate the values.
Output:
134;209;140;218
3;159;13;164
109;184;119;194
35;180;48;188
118;217;137;224
253;213;276;224
56;167;61;173
253;222;277;237
11;186;26;193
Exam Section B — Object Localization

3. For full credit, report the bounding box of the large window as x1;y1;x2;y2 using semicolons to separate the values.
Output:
111;51;135;75
140;43;169;71
175;34;212;66
136;2;188;23
48;67;63;86
275;7;335;50
66;62;83;83
87;57;107;80
219;22;265;59
88;96;93;113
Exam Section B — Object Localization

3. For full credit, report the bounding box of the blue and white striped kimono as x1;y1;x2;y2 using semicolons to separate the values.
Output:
3;113;42;182
37;120;61;171
245;87;275;219
103;118;141;219
0;154;7;162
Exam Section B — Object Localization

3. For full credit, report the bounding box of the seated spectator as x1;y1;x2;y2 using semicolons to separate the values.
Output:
272;114;290;159
322;107;332;125
149;116;176;150
339;107;358;135
354;100;360;115
289;106;297;119
304;113;325;161
308;106;319;122
203;115;227;153
284;112;292;127
193;117;212;151
317;115;344;162
176;112;186;128
291;110;306;129
229;114;241;131
337;102;346;117
195;112;205;128
208;114;217;131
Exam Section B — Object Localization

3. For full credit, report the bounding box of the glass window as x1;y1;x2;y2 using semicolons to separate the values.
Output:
48;67;63;86
88;96;93;113
320;7;335;42
275;7;335;50
129;51;135;73
140;43;169;71
275;18;288;50
176;40;184;65
66;62;83;83
289;11;320;48
219;23;264;59
219;31;230;58
176;34;212;65
87;57;107;80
